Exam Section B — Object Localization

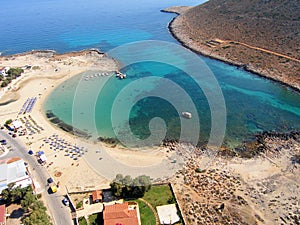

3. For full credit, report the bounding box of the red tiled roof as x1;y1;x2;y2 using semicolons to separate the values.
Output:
0;204;5;224
103;203;139;225
92;190;102;202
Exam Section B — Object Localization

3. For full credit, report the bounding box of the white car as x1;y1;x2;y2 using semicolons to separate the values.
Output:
63;197;69;206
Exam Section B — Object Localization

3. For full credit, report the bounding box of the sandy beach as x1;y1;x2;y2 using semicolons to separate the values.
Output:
0;50;177;193
0;50;299;224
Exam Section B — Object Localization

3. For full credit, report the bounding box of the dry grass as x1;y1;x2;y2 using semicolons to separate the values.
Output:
170;0;300;90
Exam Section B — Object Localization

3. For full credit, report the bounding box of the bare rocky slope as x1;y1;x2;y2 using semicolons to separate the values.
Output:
168;0;300;90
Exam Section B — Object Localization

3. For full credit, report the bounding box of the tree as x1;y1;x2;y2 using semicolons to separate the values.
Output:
110;174;125;196
1;79;10;87
10;186;24;202
110;174;152;198
1;188;11;202
167;195;176;204
7;67;24;78
22;207;51;225
131;175;151;198
21;191;35;211
122;175;133;197
115;174;124;183
131;178;145;198
137;175;151;192
123;175;133;186
2;184;51;225
1;182;17;203
32;200;46;211
5;119;12;125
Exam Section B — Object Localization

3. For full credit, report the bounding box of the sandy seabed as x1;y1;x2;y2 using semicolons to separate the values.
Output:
0;50;174;192
1;49;299;224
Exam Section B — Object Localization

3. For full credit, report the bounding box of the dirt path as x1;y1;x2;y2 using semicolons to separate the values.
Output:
139;198;160;225
227;40;300;63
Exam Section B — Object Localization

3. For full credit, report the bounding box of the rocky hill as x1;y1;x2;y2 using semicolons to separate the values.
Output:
167;0;300;90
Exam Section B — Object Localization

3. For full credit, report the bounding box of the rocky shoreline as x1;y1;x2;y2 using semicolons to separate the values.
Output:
1;48;104;58
171;127;300;224
162;131;300;159
163;7;300;92
46;110;92;139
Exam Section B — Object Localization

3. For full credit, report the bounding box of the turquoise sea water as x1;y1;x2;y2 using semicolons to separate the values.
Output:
2;0;299;148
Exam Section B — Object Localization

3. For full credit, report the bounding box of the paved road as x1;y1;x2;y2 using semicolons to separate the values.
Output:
0;130;73;225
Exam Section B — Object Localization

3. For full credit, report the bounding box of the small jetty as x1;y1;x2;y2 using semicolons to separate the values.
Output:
116;70;126;79
84;71;114;81
181;111;192;119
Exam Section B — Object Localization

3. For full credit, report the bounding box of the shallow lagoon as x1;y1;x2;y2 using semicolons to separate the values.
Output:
3;0;297;148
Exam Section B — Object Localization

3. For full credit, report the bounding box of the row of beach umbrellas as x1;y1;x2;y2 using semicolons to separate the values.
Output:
43;134;87;160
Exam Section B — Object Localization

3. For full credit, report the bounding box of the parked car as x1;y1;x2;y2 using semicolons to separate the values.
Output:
0;139;7;145
47;177;53;183
28;150;34;155
62;197;69;206
50;185;57;194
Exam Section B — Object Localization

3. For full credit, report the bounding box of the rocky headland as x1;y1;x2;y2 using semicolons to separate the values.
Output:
164;0;300;91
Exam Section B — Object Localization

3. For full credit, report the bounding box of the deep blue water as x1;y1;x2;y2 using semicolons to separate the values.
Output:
1;0;200;54
2;0;299;148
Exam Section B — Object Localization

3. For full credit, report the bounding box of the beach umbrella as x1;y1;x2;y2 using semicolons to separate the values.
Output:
37;151;44;156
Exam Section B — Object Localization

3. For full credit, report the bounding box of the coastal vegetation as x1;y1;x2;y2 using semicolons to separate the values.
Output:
110;174;152;198
0;67;23;87
7;67;24;77
1;184;51;225
32;66;40;70
76;201;83;210
78;216;88;225
5;119;12;125
88;213;102;225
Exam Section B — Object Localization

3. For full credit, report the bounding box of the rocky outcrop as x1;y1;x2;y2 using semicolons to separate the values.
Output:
164;0;300;91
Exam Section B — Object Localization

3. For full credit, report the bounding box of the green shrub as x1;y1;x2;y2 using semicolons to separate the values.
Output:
7;67;24;77
5;119;13;125
32;66;40;70
76;201;83;209
195;168;202;173
1;79;10;87
78;217;88;225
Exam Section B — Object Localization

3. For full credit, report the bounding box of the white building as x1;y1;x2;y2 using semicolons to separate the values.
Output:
0;67;10;77
0;67;6;76
157;204;180;225
0;158;32;193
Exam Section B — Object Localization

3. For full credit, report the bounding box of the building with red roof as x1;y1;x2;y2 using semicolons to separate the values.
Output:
92;190;102;203
103;202;140;225
0;204;6;225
